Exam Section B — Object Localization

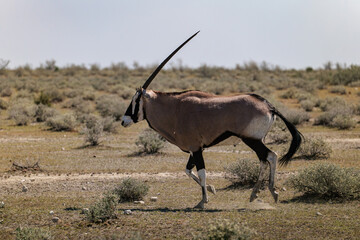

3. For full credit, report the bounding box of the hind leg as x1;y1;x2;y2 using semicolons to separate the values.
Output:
267;151;279;202
242;138;278;202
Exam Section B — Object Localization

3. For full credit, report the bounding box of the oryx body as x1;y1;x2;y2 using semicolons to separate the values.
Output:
121;32;302;208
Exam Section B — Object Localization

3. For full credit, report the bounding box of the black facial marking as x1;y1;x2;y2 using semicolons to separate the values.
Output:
132;94;142;122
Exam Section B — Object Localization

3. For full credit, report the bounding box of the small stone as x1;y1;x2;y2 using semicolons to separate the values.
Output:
0;201;4;208
22;185;28;192
52;217;60;223
150;197;158;202
81;208;89;214
49;211;54;215
281;187;287;191
134;201;145;204
61;147;65;151
82;186;87;191
316;212;323;216
124;210;132;215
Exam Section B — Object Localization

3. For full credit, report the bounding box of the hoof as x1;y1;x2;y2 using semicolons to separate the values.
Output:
194;201;205;209
272;191;279;203
249;193;258;202
207;185;216;195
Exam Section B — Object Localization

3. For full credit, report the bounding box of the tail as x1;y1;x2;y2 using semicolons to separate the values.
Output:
272;109;303;166
249;94;303;166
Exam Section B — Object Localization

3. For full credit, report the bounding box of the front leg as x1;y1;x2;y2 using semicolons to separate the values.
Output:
191;151;210;209
194;168;208;209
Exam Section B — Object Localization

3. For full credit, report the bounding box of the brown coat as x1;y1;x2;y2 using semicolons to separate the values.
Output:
143;90;274;152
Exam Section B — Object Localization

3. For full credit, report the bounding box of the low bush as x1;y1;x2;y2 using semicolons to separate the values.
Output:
135;128;165;154
329;86;346;95
225;158;264;187
86;193;118;223
0;98;8;110
102;116;118;133
34;91;52;106
197;220;255;240
0;86;12;97
46;114;77;131
15;226;51;240
266;126;290;144
279;87;299;99
95;95;127;120
34;104;57;122
287;163;360;200
282;108;310;126
300;99;316;112
81;115;104;146
113;178;149;203
330;115;357;130
319;97;347;112
8;102;36;126
315;104;355;129
297;137;332;160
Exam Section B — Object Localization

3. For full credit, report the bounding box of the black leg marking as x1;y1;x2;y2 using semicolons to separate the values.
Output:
242;138;278;202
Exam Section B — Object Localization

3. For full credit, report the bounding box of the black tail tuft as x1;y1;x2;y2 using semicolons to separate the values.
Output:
273;109;303;166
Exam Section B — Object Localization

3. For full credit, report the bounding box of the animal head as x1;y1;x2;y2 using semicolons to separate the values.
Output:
121;31;199;127
121;88;145;127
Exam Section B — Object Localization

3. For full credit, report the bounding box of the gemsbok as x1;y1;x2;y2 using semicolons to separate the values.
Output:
121;31;302;209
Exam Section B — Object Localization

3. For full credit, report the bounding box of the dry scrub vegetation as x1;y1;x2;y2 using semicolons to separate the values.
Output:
0;60;359;239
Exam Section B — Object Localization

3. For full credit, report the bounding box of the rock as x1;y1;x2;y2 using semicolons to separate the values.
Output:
281;187;287;191
134;201;145;204
124;210;132;215
61;147;65;151
82;186;87;191
150;197;158;202
22;185;28;192
52;217;60;223
81;208;89;214
316;212;323;216
0;201;4;208
49;211;54;215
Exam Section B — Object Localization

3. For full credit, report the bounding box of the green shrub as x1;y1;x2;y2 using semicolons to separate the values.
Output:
332;65;360;85
95;95;127;120
46;114;77;131
266;126;290;144
198;220;255;240
297;137;332;160
102;116;118;133
329;86;346;95
300;99;316;112
113;178;149;203
34;104;57;122
315;104;355;129
34;91;52;106
319;97;346;111
86;193;118;223
225;159;264;187
135;128;165;154
330;115;356;130
8;102;36;126
287;163;360;200
282;108;310;126
15;226;51;240
0;98;8;110
280;87;298;99
1;86;12;97
81;115;104;146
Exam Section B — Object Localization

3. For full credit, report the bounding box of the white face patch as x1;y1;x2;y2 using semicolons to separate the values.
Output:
121;115;133;127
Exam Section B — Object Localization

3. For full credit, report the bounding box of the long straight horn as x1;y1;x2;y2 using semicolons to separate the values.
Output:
142;31;200;89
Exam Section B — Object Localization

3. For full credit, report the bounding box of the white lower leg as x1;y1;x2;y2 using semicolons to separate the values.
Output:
194;169;208;209
267;152;279;202
185;169;216;195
